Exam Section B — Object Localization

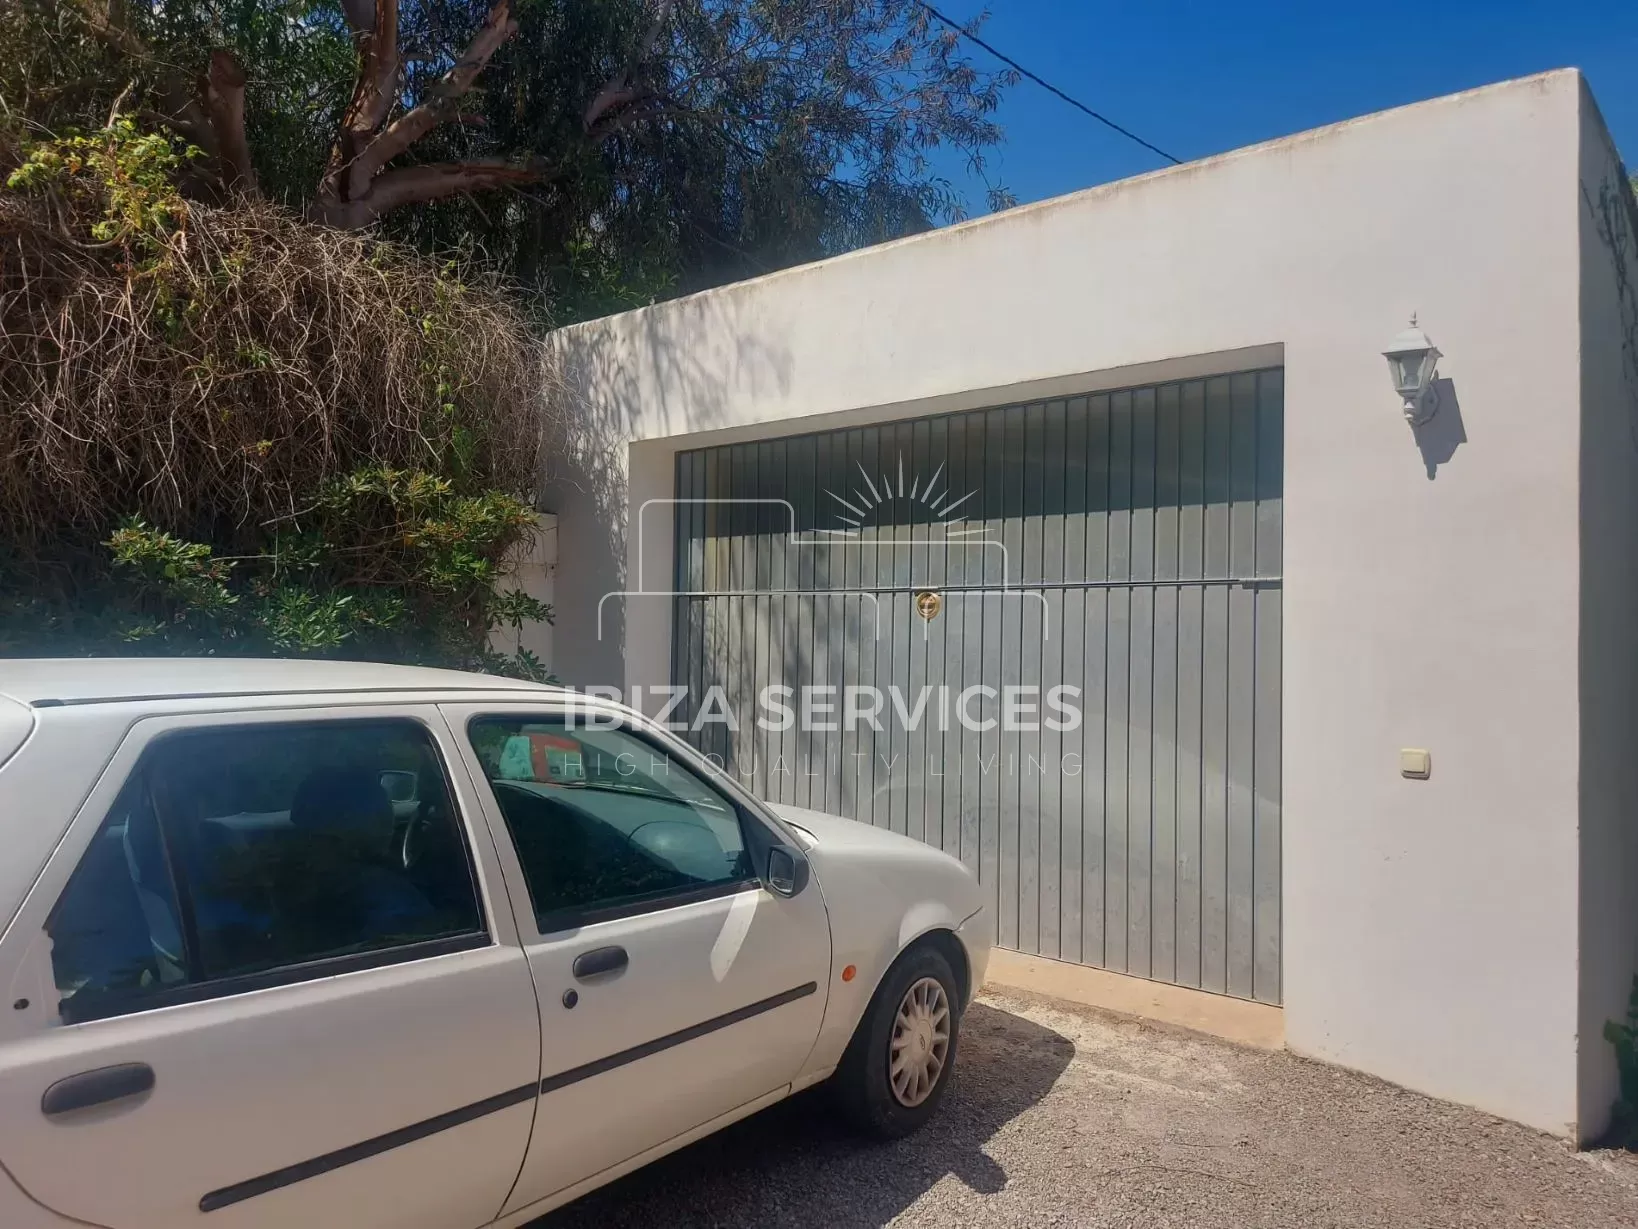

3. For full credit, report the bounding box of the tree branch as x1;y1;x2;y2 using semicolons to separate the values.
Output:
324;0;401;196
66;1;253;201
314;160;544;228
204;51;258;197
338;0;376;36
68;0;150;62
587;97;690;143
583;83;648;131
583;0;675;131
357;0;401;136
347;0;515;198
373;160;542;209
636;1;677;67
106;80;137;128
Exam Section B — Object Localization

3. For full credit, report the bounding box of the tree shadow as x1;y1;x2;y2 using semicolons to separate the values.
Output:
531;999;1074;1228
541;295;795;688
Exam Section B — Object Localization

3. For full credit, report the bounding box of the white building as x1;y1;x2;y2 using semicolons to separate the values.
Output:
539;69;1638;1143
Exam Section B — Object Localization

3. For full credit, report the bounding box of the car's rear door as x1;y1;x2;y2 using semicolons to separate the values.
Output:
443;701;831;1218
0;703;541;1229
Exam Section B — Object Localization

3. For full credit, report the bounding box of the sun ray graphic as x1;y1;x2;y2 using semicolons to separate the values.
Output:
824;452;979;533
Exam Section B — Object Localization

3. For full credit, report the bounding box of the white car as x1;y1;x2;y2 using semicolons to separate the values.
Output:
0;660;989;1229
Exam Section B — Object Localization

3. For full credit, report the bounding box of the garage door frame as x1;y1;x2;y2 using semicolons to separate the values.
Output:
670;369;1283;1004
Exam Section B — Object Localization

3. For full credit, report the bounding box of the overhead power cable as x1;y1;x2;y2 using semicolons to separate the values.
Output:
916;1;1183;167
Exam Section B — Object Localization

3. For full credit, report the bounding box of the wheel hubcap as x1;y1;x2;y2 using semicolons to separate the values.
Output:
889;976;951;1107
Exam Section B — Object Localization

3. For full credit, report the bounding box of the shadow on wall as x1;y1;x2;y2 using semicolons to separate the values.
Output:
541;297;795;686
532;1000;1074;1229
1414;377;1467;479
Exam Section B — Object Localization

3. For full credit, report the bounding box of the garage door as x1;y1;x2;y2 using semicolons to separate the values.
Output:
671;370;1283;1004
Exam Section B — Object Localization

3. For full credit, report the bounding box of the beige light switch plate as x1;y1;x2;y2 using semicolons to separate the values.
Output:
1400;748;1431;780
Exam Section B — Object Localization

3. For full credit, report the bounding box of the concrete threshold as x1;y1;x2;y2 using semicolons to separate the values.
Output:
982;948;1285;1051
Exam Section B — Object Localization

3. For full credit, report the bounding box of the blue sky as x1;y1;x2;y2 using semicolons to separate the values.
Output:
931;1;1638;211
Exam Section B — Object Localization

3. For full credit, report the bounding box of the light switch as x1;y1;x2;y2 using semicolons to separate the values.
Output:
1400;748;1431;780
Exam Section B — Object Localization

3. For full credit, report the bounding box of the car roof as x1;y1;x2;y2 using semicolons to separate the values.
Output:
0;658;566;706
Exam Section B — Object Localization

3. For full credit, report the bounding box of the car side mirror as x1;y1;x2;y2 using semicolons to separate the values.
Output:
765;844;810;898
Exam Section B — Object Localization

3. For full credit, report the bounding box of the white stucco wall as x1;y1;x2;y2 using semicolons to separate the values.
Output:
546;70;1609;1137
1575;85;1638;1142
490;513;557;670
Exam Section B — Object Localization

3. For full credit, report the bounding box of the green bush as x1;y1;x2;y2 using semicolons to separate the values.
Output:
1608;977;1638;1149
96;468;552;676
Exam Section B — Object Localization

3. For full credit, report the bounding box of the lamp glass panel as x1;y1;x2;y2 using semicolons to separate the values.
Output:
1416;350;1438;389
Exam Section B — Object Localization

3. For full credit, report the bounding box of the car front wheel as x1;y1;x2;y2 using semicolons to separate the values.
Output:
835;943;961;1138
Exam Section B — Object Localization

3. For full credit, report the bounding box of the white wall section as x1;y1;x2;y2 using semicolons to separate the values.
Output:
1575;80;1638;1144
545;70;1634;1140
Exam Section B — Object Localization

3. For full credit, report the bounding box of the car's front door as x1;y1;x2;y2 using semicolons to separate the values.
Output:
0;706;541;1229
445;703;832;1217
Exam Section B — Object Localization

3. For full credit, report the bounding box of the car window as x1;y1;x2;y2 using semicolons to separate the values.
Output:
467;717;753;930
47;719;485;1024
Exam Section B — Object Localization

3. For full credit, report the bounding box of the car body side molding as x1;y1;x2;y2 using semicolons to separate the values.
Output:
198;981;820;1213
537;981;818;1096
198;1082;539;1212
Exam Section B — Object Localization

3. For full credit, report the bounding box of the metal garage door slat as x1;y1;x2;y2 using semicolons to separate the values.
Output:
667;578;1281;595
671;368;1283;1005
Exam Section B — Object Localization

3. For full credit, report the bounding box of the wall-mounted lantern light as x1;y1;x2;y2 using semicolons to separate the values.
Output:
1383;315;1441;425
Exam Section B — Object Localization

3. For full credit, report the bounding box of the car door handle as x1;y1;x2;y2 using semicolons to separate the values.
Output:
41;1063;155;1116
571;945;628;980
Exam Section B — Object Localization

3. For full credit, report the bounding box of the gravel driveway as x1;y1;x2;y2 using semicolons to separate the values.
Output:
534;987;1638;1228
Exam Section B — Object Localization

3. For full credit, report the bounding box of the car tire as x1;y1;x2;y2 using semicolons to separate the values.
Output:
834;943;962;1139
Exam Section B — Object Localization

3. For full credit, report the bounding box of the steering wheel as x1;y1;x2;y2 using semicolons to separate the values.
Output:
398;802;433;871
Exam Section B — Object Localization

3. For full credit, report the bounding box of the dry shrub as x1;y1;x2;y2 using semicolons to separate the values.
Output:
0;121;560;671
0;182;547;548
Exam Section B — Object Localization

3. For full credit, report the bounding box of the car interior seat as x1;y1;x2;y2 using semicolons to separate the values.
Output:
121;789;188;985
288;766;436;939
